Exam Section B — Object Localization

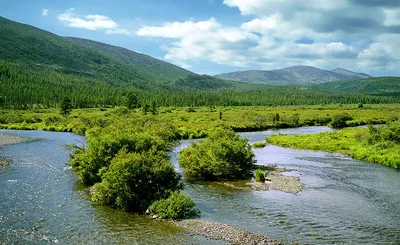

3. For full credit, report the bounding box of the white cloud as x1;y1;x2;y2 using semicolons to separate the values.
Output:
358;34;400;70
42;9;48;16
223;0;348;16
138;18;260;68
137;17;355;70
58;8;131;35
137;18;220;38
136;1;400;74
383;8;400;26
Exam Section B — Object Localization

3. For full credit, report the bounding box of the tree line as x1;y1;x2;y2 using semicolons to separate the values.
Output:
1;61;399;110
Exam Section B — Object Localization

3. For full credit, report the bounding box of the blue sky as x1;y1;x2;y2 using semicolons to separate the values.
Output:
1;0;400;76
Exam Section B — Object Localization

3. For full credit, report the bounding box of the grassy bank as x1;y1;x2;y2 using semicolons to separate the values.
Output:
267;123;400;169
0;104;398;139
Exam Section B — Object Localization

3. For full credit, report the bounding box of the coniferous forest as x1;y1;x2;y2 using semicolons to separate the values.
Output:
2;61;400;109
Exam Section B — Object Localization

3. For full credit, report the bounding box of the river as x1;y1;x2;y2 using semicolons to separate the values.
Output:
0;127;399;244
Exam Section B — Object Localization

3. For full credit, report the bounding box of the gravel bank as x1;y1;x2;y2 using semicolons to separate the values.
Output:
172;219;282;245
0;133;30;172
216;166;304;194
0;133;30;147
262;168;304;194
0;157;11;172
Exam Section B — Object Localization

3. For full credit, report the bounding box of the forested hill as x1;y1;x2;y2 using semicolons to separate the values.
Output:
215;66;371;85
66;37;193;82
313;77;400;96
1;16;400;109
0;16;191;88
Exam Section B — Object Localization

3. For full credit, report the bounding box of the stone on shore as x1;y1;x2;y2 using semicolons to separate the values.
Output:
172;219;282;245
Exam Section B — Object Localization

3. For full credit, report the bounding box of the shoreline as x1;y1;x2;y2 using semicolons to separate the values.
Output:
0;133;30;171
0;132;30;147
213;166;304;194
0;122;380;140
267;126;400;169
171;219;282;245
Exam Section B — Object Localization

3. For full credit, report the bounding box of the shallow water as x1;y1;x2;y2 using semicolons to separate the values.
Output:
0;130;224;245
1;127;399;244
172;126;400;244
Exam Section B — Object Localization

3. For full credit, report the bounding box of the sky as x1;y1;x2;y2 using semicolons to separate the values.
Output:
1;0;400;76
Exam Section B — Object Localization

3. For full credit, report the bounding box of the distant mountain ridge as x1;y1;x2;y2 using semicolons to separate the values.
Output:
313;77;400;96
215;66;371;85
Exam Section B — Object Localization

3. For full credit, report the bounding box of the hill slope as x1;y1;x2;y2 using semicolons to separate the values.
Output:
313;77;400;96
215;66;371;85
66;37;193;82
0;16;192;88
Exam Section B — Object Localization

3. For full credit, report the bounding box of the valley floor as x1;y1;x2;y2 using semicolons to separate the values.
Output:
0;104;398;139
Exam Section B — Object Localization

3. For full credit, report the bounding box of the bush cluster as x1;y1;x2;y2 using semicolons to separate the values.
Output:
92;152;182;212
179;128;256;180
69;117;199;218
148;192;200;219
329;113;353;128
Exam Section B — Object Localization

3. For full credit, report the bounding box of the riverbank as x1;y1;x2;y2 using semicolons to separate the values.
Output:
172;219;282;245
0;133;30;171
0;156;11;172
0;132;30;147
213;166;304;194
0;104;396;139
267;124;400;169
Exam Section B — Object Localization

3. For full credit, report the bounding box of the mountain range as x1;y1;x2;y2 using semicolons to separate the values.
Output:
215;66;371;85
1;15;398;97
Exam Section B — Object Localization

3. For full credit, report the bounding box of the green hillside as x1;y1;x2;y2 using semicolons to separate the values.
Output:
0;16;191;89
1;16;400;109
313;77;400;96
171;74;237;90
66;37;193;83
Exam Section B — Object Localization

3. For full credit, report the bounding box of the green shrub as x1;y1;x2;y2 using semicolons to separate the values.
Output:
179;128;255;180
252;142;267;148
329;113;353;128
148;191;200;220
254;169;265;182
114;106;129;115
91;152;183;212
70;131;172;185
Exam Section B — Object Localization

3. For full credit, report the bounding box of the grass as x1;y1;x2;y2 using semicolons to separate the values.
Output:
0;104;398;139
254;169;266;182
267;125;400;169
252;142;267;148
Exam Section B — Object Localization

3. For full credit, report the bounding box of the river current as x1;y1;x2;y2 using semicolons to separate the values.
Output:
0;127;399;244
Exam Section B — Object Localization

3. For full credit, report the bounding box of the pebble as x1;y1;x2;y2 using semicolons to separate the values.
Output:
0;133;30;147
172;219;283;245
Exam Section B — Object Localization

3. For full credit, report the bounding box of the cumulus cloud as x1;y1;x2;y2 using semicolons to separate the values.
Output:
42;9;48;16
383;9;400;26
138;18;259;67
58;8;131;35
358;34;400;70
138;1;400;74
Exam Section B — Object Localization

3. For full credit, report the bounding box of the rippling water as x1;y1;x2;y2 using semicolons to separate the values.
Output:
1;127;399;244
0;130;224;245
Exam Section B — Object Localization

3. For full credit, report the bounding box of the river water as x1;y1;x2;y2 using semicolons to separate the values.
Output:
1;127;399;244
